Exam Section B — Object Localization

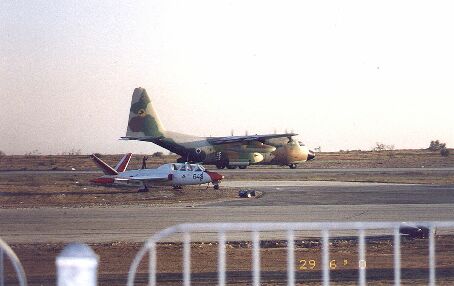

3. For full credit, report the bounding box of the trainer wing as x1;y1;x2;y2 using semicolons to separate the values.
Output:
207;133;297;145
126;174;170;183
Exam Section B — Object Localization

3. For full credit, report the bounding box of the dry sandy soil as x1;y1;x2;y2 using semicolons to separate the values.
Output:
1;150;453;209
1;149;453;171
0;172;240;208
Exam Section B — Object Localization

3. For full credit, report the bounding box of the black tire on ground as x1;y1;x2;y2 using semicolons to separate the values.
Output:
288;164;297;169
239;166;247;169
214;184;220;190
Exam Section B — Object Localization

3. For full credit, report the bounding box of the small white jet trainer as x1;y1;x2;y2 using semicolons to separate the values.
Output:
90;153;224;192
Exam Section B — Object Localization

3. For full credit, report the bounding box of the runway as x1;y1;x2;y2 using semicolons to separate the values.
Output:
1;181;454;243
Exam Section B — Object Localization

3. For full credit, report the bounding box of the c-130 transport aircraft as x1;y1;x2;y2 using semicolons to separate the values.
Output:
122;87;315;169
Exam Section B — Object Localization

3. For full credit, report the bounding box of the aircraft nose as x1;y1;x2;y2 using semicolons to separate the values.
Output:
307;150;316;161
206;171;224;182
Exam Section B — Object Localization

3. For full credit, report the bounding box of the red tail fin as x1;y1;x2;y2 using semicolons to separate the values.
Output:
90;154;119;176
114;153;132;172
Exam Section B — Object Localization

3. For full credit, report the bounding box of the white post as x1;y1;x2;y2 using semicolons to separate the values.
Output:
56;243;99;286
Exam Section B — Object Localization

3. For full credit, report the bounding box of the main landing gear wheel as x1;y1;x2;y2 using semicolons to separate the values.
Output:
288;164;298;169
214;184;220;190
216;162;226;169
138;186;149;192
173;185;183;190
238;166;247;169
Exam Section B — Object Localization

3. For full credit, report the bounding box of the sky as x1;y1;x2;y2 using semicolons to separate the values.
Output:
1;0;453;155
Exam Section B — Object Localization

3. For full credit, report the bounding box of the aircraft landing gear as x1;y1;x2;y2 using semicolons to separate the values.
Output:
288;164;298;169
214;184;220;190
216;162;226;169
173;185;183;190
239;166;247;169
138;185;149;192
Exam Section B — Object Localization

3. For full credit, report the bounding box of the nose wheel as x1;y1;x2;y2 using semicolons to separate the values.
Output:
288;163;298;169
214;184;220;190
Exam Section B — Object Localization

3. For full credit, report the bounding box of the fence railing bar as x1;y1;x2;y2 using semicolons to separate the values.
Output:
0;247;4;286
149;242;156;286
183;232;191;286
358;228;366;286
145;221;454;242
127;243;148;286
252;231;260;286
218;232;226;286
393;227;401;286
128;221;454;286
322;229;330;286
0;238;27;286
429;226;436;286
287;230;295;286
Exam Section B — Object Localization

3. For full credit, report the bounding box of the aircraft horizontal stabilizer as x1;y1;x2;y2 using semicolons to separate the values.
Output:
120;136;164;143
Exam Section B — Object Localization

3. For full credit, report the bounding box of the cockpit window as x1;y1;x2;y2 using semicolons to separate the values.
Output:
194;165;205;172
180;163;192;171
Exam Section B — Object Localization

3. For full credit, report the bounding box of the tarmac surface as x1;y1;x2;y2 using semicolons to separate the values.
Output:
1;180;454;243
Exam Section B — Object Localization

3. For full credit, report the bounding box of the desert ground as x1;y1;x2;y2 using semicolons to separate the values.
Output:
1;149;453;285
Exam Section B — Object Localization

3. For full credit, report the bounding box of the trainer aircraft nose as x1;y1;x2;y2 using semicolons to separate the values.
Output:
205;171;224;182
307;150;316;161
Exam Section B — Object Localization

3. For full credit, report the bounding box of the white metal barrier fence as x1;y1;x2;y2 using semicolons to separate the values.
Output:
0;238;27;286
127;221;454;286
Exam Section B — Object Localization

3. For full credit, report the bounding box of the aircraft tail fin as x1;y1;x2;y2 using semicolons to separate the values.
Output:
126;87;165;138
114;153;132;172
90;154;119;176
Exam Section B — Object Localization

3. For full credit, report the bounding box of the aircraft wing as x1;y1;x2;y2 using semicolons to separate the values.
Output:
207;133;298;145
120;136;163;143
126;175;170;183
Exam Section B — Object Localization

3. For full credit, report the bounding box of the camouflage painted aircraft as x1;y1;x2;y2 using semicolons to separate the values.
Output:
122;87;315;169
